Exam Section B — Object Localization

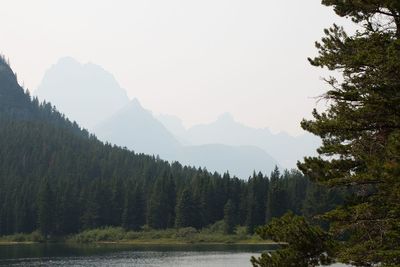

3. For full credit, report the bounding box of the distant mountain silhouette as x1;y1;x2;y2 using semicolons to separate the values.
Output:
178;144;278;178
94;98;181;160
36;58;279;178
159;113;320;168
157;114;191;145
35;57;129;129
94;98;279;178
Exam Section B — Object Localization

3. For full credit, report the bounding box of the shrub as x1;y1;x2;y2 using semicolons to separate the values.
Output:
175;227;198;239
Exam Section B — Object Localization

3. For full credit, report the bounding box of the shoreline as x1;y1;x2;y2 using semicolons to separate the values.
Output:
0;226;279;246
94;240;276;245
0;239;276;246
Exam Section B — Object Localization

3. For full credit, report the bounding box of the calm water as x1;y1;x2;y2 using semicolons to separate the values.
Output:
0;243;350;267
0;243;274;266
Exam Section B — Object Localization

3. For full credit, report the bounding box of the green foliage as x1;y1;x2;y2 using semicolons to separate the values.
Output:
69;227;127;243
251;212;336;267
301;182;345;228
37;178;55;237
174;227;198;239
246;172;269;234
175;188;201;229
66;225;258;244
321;0;400;31
266;168;288;224
122;182;145;231
0;231;44;243
147;173;176;229
223;199;236;234
0;57;341;243
297;1;400;266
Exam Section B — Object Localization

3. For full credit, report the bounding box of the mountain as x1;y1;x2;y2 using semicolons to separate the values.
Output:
0;55;228;234
35;58;279;178
160;113;320;168
157;114;191;145
94;98;279;178
0;56;323;236
35;57;129;129
94;98;181;160
178;144;278;178
0;60;33;116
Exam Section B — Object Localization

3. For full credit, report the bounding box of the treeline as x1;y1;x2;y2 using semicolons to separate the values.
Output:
0;56;342;236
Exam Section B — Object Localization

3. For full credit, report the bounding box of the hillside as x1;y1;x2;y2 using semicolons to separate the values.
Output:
94;98;182;160
94;99;279;178
0;56;329;236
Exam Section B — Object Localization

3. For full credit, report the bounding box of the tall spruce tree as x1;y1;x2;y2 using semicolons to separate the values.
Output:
266;168;288;223
37;178;55;237
223;199;236;234
246;172;268;233
175;188;200;229
147;173;176;229
297;1;400;266
122;182;145;231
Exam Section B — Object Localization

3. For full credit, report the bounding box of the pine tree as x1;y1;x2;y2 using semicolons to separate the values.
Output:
37;178;55;237
175;188;200;228
122;183;144;231
246;172;268;234
109;177;124;226
147;173;176;229
297;1;400;265
223;199;236;234
251;212;336;267
266;168;288;223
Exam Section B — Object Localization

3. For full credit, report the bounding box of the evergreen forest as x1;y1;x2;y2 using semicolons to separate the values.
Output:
0;56;342;237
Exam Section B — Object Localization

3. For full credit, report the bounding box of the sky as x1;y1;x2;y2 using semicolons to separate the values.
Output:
1;0;355;135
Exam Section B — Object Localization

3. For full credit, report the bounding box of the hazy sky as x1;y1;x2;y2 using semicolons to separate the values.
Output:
1;0;355;135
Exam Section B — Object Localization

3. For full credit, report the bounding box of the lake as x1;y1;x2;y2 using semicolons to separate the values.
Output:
0;243;350;266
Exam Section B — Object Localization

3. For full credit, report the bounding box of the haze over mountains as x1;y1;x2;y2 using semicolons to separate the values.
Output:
94;98;181;160
158;113;320;168
35;57;129;129
34;57;319;177
1;55;330;237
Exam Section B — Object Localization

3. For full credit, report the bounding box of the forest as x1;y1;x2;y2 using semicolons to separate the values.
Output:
0;55;342;237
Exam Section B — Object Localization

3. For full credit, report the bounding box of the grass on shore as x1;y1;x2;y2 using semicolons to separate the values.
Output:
0;221;270;245
68;225;264;244
0;231;45;244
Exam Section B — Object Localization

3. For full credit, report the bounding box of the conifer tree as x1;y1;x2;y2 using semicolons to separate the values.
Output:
266;168;288;223
122;183;145;231
37;178;55;237
297;1;400;265
251;213;336;267
147;173;176;229
223;199;236;234
175;188;200;228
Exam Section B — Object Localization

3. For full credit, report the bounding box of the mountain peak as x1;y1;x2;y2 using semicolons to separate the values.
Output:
121;98;145;113
35;58;130;129
129;97;142;107
56;56;80;66
217;112;235;123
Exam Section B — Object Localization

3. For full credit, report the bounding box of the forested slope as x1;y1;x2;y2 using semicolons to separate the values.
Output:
0;56;342;236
